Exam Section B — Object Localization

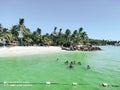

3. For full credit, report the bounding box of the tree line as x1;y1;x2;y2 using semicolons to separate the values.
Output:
0;18;118;46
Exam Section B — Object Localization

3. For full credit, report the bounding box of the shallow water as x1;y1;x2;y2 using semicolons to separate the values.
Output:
0;46;120;90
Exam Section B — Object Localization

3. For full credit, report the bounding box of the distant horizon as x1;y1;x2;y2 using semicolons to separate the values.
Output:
0;0;120;41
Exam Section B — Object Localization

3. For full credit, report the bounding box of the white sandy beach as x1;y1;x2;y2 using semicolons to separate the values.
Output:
0;46;65;57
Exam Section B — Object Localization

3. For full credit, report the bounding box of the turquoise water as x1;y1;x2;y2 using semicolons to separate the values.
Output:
0;46;120;90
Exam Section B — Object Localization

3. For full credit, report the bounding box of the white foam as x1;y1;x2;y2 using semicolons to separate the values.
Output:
46;81;51;85
102;83;109;87
72;82;77;86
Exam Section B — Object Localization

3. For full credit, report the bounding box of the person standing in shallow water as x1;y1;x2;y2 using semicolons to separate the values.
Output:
87;65;91;70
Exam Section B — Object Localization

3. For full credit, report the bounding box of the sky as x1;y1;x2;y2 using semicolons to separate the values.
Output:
0;0;120;41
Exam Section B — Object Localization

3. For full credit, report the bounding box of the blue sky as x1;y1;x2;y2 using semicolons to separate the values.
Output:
0;0;120;40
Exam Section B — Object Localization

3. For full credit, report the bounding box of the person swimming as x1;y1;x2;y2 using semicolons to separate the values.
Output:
78;61;81;65
69;64;73;68
64;60;69;64
73;61;76;64
87;65;91;69
56;58;59;61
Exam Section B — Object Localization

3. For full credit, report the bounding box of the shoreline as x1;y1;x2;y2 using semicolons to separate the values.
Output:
0;46;65;57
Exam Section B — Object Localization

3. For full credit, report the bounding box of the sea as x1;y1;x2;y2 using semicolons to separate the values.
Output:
0;46;120;90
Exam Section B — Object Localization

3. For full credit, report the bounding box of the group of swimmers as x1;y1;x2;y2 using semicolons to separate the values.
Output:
56;58;91;70
64;60;81;68
64;60;90;69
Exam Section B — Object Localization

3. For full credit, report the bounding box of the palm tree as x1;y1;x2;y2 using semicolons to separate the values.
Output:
36;28;41;35
18;18;25;45
72;30;79;44
10;25;19;41
32;31;41;45
59;28;62;36
81;31;88;44
0;27;14;44
78;27;89;44
54;27;57;34
78;27;83;43
4;31;13;42
52;26;58;37
0;25;10;45
0;24;3;39
57;28;65;46
42;33;53;46
23;28;33;45
79;27;83;35
52;27;58;45
19;18;25;30
65;29;71;44
0;24;3;33
36;28;42;43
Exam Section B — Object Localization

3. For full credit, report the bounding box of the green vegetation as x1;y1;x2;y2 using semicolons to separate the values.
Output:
0;18;119;46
